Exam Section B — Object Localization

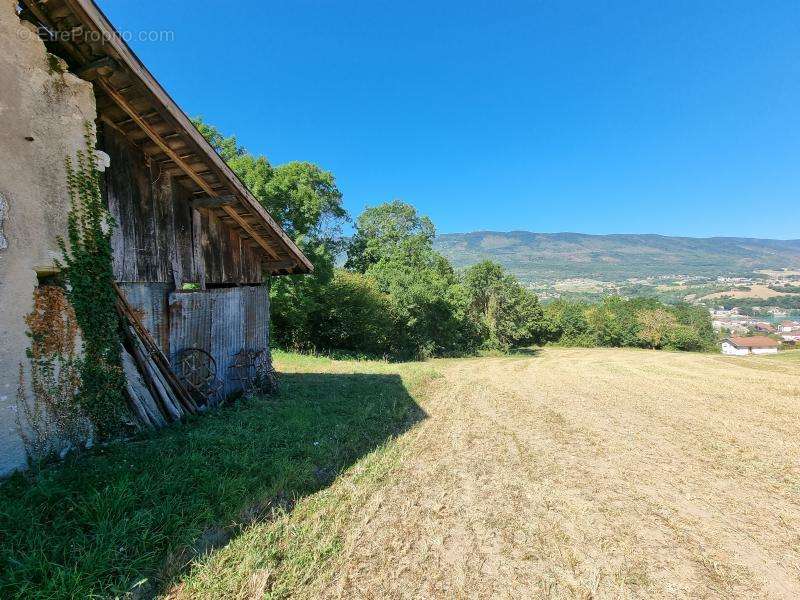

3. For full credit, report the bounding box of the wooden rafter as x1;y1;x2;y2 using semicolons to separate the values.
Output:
95;78;280;260
265;259;299;272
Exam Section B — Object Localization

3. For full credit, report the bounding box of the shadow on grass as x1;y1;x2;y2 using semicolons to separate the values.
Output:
0;371;426;599
476;347;544;359
508;347;543;357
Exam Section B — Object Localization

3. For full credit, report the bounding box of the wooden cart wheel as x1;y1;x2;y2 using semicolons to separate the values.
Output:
174;348;222;408
229;348;271;396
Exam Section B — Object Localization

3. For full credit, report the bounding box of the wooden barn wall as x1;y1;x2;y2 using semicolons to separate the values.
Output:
99;125;263;285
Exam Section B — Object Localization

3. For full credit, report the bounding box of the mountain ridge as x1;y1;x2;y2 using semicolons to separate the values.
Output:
433;231;800;283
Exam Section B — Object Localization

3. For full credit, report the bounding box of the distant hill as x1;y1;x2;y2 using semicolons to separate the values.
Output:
434;232;800;283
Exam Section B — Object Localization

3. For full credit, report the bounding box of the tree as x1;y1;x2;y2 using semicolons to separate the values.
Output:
194;118;346;247
263;162;346;242
347;201;479;358
463;261;545;350
670;302;716;349
463;260;505;317
543;300;594;346
541;296;715;353
636;308;678;349
664;324;705;352
308;270;394;356
346;200;435;273
586;296;640;347
193;118;274;201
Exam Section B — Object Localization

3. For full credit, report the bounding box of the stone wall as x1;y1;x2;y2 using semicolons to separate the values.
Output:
0;0;97;476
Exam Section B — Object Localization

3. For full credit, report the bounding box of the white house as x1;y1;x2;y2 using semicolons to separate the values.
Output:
721;336;779;356
779;321;800;333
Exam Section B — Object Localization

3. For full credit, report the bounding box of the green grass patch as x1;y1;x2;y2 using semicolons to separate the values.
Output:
0;352;436;598
765;349;800;362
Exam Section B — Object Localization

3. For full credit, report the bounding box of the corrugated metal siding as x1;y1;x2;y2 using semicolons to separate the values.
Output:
243;285;269;350
168;286;269;396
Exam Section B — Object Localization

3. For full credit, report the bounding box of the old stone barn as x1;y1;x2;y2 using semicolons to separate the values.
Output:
0;0;311;475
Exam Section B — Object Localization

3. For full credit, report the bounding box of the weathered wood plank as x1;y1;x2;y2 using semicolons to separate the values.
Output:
265;259;297;271
101;126;265;285
152;168;176;284
192;208;206;289
101;126;140;281
171;179;195;285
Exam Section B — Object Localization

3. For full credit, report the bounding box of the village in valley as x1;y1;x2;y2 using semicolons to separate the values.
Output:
669;270;800;354
524;269;800;355
659;270;800;355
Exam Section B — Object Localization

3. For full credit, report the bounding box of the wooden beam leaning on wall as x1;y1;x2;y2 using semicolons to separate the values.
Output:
114;283;199;418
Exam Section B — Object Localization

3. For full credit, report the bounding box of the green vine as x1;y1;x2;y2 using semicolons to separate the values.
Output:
57;124;126;437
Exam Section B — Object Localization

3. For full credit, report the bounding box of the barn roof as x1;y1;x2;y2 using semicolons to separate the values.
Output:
19;0;312;275
727;336;779;348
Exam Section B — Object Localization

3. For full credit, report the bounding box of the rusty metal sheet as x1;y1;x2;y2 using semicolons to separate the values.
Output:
212;288;241;396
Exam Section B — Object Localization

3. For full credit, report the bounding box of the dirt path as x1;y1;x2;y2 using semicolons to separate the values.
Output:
312;349;800;599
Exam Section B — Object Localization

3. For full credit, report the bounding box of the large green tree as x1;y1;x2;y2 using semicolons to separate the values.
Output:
347;201;479;358
194;119;346;245
463;260;545;350
345;200;435;273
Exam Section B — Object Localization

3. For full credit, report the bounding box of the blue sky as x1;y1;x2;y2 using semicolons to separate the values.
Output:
101;0;799;239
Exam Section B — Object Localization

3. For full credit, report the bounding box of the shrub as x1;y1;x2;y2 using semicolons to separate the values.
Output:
311;270;394;356
541;296;715;352
463;261;545;350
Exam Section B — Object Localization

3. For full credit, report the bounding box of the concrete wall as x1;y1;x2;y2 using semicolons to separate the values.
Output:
0;0;97;476
752;348;778;355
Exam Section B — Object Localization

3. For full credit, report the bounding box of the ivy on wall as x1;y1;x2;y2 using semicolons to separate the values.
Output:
15;285;90;463
57;124;127;437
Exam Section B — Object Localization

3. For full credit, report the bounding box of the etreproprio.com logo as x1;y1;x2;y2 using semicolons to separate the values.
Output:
17;25;175;44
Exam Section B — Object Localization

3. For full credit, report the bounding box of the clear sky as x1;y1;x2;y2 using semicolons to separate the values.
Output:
100;0;799;239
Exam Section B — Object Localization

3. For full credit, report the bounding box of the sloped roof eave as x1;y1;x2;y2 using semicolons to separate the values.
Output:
30;0;313;275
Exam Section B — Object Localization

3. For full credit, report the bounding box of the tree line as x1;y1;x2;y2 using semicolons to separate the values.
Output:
714;295;800;311
196;120;716;359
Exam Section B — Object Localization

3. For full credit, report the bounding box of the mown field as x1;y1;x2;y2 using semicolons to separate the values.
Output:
1;348;799;598
699;284;800;300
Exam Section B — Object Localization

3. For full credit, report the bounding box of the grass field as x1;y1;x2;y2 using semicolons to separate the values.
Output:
1;349;799;598
699;283;799;300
